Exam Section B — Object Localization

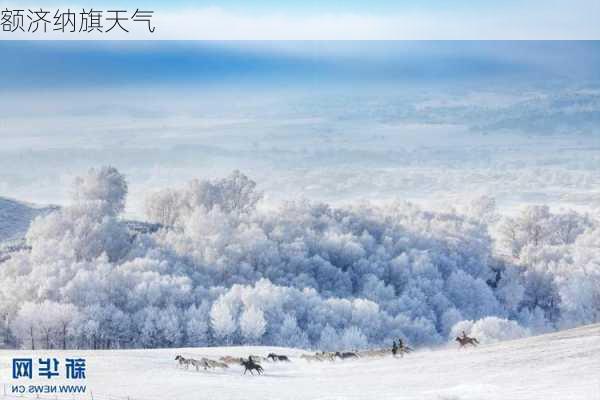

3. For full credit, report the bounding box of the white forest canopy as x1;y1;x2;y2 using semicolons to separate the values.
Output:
1;166;599;350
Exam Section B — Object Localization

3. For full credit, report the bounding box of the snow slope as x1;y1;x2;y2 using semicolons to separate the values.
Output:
1;324;599;400
0;197;57;242
0;195;161;263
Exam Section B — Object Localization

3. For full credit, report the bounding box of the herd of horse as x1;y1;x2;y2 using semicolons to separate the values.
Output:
175;333;480;376
174;353;292;375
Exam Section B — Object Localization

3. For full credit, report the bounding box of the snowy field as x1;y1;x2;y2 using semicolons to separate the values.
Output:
1;323;599;400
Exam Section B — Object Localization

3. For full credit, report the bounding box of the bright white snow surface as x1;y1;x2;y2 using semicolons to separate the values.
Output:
1;324;599;400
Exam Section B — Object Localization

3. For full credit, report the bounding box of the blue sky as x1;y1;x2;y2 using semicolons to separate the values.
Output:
1;40;600;211
1;41;599;89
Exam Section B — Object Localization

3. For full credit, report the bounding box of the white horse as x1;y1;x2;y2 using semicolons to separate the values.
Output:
220;356;244;365
357;349;388;358
175;355;209;371
314;351;337;361
300;354;323;362
200;358;229;369
189;358;205;371
175;355;192;369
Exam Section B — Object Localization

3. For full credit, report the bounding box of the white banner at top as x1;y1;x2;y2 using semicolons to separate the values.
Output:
0;1;599;40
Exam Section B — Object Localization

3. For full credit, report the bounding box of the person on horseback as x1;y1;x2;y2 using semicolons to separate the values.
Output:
240;357;263;375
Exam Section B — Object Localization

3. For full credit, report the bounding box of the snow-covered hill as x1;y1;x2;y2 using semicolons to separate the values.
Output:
0;195;161;263
0;197;57;242
0;197;57;263
1;323;598;400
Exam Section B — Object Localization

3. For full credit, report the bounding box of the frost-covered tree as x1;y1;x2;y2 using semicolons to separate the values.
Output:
144;171;262;228
318;325;340;351
138;305;182;348
465;195;498;224
12;303;40;349
26;205;130;263
520;269;561;323
499;205;552;257
52;302;79;350
339;326;368;350
144;188;181;227
274;315;309;349
209;170;262;214
210;299;236;344
72;166;128;217
239;306;266;344
552;210;591;245
3;169;600;350
184;303;211;346
10;301;78;349
25;166;131;264
498;206;590;259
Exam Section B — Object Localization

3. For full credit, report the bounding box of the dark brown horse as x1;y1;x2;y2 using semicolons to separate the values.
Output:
268;353;290;362
240;358;264;375
335;351;359;360
396;346;414;358
455;336;480;348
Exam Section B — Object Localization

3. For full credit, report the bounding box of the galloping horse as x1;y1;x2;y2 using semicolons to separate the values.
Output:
455;335;480;348
300;354;322;362
397;345;414;358
175;355;206;371
358;349;388;358
200;358;229;370
317;351;337;361
175;355;192;369
220;356;243;365
335;351;359;360
268;353;290;362
240;358;264;375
